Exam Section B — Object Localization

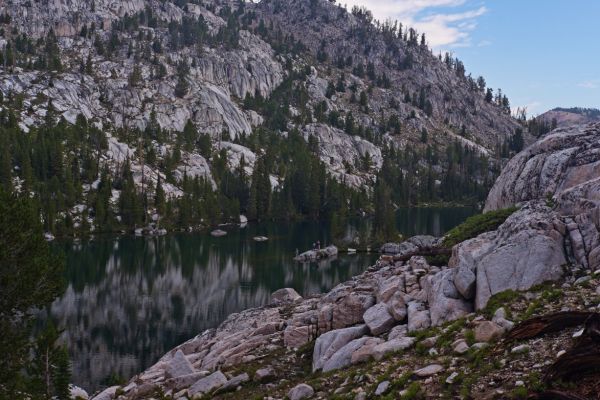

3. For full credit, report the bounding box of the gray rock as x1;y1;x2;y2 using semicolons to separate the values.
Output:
511;344;530;354
295;245;338;262
90;386;119;400
575;275;591;285
271;288;302;303
165;350;195;379
423;269;473;326
454;266;476;300
188;371;227;397
420;336;438;348
350;337;385;364
380;236;439;256
371;337;416;360
254;367;275;382
388;324;408;340
446;372;459;384
312;325;369;371
407;301;431;332
377;276;403;302
215;373;249;394
451;203;567;310
317;288;376;332
474;321;505;342
284;325;312;348
288;383;315;400
492;308;515;331
375;380;390;396
322;337;372;372
363;302;396;335
414;364;444;377
484;123;600;213
165;372;210;392
387;291;407;322
453;339;469;354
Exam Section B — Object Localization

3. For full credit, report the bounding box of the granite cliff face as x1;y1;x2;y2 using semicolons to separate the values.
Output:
485;123;600;213
0;0;523;195
453;123;600;307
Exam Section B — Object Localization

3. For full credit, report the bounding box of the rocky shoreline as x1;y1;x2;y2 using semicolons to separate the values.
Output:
84;123;600;400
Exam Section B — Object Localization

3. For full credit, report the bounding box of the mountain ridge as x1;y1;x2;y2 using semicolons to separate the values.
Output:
0;0;526;236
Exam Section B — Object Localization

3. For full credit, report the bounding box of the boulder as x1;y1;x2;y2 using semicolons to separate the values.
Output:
453;339;469;354
414;364;445;378
377;275;403;302
90;386;119;400
407;301;431;332
322;337;372;372
350;337;385;364
254;367;275;382
371;337;416;360
363;303;396;335
165;350;195;379
165;372;210;392
387;291;407;322
474;321;505;342
375;381;390;396
288;383;315;400
423;269;473;326
69;385;89;400
214;373;249;394
295;245;338;262
312;325;369;371
492;308;515;331
451;203;567;309
284;325;312;348
271;288;302;304
317;289;375;332
188;371;227;397
453;266;476;300
388;324;408;340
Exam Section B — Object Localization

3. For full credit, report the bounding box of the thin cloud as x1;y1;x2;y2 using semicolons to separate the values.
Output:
578;80;599;89
343;0;487;49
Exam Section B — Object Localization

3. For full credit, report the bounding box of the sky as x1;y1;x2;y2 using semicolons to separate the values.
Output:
341;0;600;116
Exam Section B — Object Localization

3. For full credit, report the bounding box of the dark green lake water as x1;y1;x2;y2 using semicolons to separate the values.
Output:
49;207;476;391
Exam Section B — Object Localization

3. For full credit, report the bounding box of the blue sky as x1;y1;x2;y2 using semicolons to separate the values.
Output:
343;0;600;116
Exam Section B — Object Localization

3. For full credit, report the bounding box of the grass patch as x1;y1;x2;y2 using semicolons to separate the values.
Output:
442;207;518;248
482;289;520;319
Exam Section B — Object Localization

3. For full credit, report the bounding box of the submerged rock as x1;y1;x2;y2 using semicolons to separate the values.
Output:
294;245;338;262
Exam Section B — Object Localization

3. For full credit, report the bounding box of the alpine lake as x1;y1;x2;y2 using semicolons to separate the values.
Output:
47;206;477;390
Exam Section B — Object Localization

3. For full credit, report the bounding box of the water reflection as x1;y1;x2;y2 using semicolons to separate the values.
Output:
49;207;476;390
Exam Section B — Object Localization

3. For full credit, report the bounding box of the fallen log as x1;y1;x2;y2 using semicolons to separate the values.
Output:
528;390;590;400
506;311;596;341
544;314;600;383
391;247;451;262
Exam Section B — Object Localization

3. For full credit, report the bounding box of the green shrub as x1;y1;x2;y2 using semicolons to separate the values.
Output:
442;207;518;248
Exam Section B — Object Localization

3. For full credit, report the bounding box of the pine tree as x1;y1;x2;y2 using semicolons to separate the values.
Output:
0;189;65;397
155;174;166;215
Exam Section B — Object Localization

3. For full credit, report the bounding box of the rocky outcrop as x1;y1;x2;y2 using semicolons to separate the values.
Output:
485;123;600;214
451;123;600;307
294;245;338;262
451;203;567;309
302;124;382;188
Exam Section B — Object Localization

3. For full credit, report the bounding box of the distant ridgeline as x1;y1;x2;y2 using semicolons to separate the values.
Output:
0;0;529;239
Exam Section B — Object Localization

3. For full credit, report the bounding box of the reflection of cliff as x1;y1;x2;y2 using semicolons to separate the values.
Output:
49;232;371;390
